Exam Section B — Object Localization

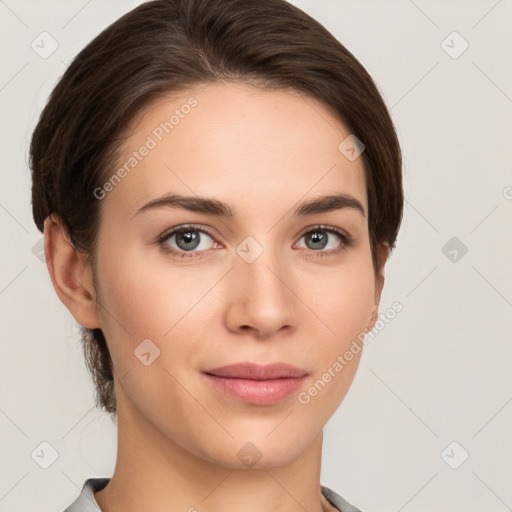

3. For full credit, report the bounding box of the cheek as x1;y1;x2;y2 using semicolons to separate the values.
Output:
93;238;223;367
302;257;375;340
296;253;375;402
92;237;174;357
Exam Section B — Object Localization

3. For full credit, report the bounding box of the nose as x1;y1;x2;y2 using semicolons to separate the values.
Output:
223;242;298;339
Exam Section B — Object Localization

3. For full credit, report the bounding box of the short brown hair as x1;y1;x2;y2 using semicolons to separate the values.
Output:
30;0;403;418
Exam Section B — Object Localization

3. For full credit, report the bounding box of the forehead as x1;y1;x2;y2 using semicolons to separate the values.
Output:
103;81;368;221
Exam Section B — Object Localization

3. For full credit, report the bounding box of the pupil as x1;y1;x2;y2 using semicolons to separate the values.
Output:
308;231;327;250
177;230;200;251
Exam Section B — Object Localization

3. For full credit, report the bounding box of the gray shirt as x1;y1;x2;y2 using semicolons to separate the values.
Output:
63;477;362;512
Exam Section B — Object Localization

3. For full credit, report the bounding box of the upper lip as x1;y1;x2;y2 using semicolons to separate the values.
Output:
203;362;308;380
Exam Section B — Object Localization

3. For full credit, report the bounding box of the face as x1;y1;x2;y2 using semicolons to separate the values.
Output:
83;81;385;468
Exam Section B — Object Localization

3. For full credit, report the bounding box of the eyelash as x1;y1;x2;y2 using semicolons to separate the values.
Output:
157;223;354;260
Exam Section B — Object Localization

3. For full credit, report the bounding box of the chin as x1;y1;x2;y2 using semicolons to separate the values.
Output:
191;430;315;470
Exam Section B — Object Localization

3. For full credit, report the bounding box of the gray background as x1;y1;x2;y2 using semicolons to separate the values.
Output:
1;0;511;510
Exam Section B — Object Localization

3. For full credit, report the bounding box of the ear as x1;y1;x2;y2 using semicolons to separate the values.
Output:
368;241;390;330
43;213;101;329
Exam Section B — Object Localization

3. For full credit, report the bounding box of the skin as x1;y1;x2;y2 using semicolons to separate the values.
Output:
45;81;388;512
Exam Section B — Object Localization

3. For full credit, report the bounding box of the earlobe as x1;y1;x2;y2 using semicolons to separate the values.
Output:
43;214;101;329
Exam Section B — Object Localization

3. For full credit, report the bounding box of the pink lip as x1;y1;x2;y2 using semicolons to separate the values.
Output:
203;362;309;405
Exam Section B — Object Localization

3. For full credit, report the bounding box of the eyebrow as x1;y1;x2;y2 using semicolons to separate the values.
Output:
134;192;366;219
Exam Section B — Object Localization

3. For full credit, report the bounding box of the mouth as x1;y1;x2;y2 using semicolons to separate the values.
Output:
202;362;309;405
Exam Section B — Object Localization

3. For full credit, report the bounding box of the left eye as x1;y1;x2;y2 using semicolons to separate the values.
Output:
296;228;345;252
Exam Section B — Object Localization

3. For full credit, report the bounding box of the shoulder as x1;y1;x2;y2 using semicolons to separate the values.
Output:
62;477;110;512
321;484;363;512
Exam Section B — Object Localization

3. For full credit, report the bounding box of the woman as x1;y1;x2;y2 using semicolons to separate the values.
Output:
30;0;403;510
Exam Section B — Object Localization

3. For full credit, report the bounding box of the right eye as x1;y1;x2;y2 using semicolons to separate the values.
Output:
157;224;220;259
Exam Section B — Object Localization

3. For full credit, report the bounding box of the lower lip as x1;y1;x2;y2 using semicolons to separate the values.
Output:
203;374;307;405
